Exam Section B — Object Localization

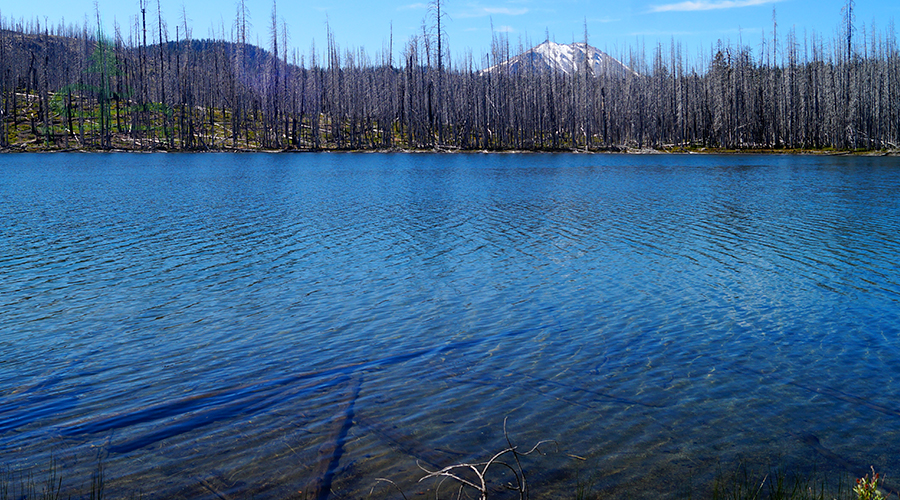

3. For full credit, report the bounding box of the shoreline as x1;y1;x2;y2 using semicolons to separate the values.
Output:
2;145;899;155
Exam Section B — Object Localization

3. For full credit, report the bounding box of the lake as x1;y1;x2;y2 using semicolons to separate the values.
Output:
1;152;899;499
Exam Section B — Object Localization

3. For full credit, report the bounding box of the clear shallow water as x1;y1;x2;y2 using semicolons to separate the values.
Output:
1;152;900;499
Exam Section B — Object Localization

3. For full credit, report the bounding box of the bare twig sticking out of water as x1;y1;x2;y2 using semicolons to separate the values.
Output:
371;478;409;500
410;417;557;500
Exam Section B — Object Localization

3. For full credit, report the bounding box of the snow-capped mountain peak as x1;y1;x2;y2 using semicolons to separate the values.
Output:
483;40;635;77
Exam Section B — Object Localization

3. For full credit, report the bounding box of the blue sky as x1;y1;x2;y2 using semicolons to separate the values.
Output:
3;0;898;67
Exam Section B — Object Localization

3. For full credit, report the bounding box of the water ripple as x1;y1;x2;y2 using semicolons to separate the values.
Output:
1;153;900;498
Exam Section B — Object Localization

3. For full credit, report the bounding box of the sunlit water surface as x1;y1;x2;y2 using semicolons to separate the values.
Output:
2;153;900;499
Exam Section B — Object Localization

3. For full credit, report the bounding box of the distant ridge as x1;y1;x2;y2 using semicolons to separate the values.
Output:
482;40;636;77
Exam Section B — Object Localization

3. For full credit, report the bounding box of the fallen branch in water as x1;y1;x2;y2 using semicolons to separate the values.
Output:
375;417;557;500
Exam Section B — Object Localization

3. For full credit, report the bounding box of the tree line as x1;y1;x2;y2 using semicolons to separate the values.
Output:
1;0;898;151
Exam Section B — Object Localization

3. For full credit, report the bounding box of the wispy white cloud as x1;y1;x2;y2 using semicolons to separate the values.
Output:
456;5;530;18
494;25;516;32
398;2;428;10
649;0;777;12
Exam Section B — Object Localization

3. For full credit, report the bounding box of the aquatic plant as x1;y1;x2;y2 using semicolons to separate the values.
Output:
0;459;106;500
0;457;61;500
853;468;885;500
709;465;847;500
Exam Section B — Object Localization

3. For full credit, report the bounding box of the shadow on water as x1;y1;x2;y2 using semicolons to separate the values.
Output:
40;331;900;498
306;374;361;500
56;333;510;453
4;154;900;499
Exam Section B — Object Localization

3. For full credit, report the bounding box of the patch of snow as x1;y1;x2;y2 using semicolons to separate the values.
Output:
482;40;636;77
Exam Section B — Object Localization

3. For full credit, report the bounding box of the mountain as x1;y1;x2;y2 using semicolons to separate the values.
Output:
482;40;635;77
0;30;291;99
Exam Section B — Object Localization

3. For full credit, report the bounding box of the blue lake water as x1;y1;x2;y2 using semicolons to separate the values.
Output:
1;152;899;499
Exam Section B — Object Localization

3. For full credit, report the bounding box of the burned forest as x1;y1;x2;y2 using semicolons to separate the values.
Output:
1;2;898;152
